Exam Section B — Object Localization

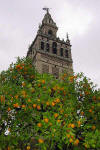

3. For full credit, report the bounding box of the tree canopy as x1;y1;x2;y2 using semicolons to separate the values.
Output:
0;57;100;150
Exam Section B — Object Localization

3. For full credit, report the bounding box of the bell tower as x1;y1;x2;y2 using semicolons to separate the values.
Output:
27;9;73;78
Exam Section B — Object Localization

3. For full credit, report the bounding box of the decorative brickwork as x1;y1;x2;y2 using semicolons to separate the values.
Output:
52;67;59;78
42;64;49;73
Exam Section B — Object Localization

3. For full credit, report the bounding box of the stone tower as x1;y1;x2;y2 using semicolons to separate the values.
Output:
27;8;73;78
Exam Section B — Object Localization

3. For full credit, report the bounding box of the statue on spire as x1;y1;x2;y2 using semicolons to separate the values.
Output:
43;7;50;13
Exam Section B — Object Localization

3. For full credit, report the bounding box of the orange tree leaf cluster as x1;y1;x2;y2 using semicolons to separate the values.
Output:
0;57;100;150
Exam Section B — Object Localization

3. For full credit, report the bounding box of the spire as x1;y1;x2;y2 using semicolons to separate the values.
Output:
66;32;70;44
42;8;57;28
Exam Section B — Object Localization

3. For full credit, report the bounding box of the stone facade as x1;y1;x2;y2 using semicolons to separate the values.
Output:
27;10;73;78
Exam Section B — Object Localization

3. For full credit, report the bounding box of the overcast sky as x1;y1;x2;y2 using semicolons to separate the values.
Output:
0;0;100;88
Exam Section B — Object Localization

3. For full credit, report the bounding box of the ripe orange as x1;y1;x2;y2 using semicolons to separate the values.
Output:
57;119;61;123
56;98;60;103
8;107;11;112
89;109;92;113
37;123;42;127
81;111;84;116
74;139;79;146
68;124;71;128
7;146;10;150
13;103;19;108
33;104;37;108
92;125;96;130
28;99;31;102
77;121;81;127
38;139;44;143
46;101;50;106
41;80;45;84
38;83;41;87
22;105;26;108
37;105;41;110
66;134;70;138
44;118;49;123
51;102;56;106
54;113;58;118
71;124;75;128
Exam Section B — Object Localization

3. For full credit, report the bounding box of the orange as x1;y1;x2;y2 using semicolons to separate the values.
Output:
77;121;81;127
46;101;50;106
44;118;49;123
81;111;84;116
56;98;60;103
51;102;55;106
8;107;11;112
68;124;71;128
33;104;37;108
41;80;45;84
89;109;92;113
22;105;26;108
74;139;79;146
57;119;61;123
37;123;42;127
38;139;44;143
71;124;75;128
38;83;41;87
7;147;10;150
13;103;19;108
37;105;41;110
92;125;96;130
28;99;31;102
54;113;58;118
66;134;70;138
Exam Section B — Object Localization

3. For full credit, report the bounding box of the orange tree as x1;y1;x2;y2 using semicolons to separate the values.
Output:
0;57;100;150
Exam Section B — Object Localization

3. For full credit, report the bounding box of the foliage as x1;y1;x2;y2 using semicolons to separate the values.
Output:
0;57;100;150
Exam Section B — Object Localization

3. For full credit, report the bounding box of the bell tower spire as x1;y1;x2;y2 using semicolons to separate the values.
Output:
38;8;58;37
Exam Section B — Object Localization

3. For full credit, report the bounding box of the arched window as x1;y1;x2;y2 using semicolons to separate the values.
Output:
41;41;44;50
46;43;49;52
60;48;63;56
65;49;69;58
48;30;53;36
52;42;57;54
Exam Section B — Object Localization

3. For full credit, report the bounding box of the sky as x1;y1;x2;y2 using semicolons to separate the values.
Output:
0;0;100;88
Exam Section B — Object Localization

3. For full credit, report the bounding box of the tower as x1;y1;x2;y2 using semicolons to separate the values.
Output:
27;8;73;78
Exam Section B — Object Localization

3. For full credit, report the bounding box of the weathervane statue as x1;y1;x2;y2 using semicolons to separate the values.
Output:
43;7;50;13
